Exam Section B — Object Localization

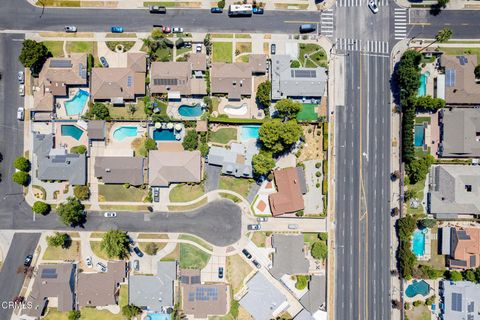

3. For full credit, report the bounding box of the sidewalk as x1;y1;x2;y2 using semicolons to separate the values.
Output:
394;0;466;9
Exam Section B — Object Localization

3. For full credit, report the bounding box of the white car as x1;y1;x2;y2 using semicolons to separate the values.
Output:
368;0;379;13
172;27;184;33
18;71;24;84
104;211;117;218
19;84;25;96
64;26;77;33
257;217;268;222
17;107;24;121
196;44;202;53
85;256;93;268
96;262;107;272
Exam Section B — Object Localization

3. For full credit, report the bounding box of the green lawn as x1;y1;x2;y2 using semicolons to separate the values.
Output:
169;183;205;202
209;128;237;144
177;46;192;57
108;100;148;120
179;234;213;251
89;241;111;260
42;241;80;261
167;197;208;211
219;176;253;198
298;43;323;67
406;178;426;217
415;116;431;124
43;41;64;57
66;41;94;54
212;34;234;38
179;243;211;269
106;41;135;52
418;226;446;270
303;233;322;245
213;42;233;63
35;0;80;7
297;103;318;122
219;192;242;203
212;97;221;113
309;48;328;67
119;285;128;308
98;184;148;202
139;242;167;254
155;47;173;61
438;47;480;62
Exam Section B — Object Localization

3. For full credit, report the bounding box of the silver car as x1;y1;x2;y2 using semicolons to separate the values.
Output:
18;71;24;84
96;262;107;272
64;26;77;33
104;211;117;218
17;107;24;121
19;84;25;96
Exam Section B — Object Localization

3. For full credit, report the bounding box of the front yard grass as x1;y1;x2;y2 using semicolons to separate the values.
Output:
36;0;80;7
219;176;253;198
227;254;253;295
138;233;169;239
167;197;208;211
438;47;480;62
406;177;426;217
219;192;242;203
98;184;148;202
66;41;94;54
42;241;80;261
251;232;269;248
169;183;205;203
298;43;326;67
138;241;167;254
89;241;112;260
213;42;233;63
179;243;210;269
235;42;252;55
209;128;237;144
106;41;135;52
42;41;64;57
177;46;192;58
179;234;213;251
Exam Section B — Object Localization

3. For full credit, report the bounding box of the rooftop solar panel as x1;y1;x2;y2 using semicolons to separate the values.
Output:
50;59;72;68
153;78;178;86
291;69;317;78
468;301;474;313
446;69;456;87
127;76;133;87
191;276;201;284
452;292;462;312
41;268;58;279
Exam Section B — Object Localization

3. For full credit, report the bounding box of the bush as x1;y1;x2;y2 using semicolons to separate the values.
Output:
322;179;328;195
316;182;320;188
73;185;90;201
315;171;321;177
70;145;87;154
182;130;198;151
12;171;30;186
217;0;225;8
412;300;422;307
144;243;159;255
397;216;417;241
295;210;304;217
290;60;301;68
47;232;69;248
315;162;321;169
406;155;434;184
425;296;435;306
295;275;309;290
446;270;463;282
418;219;436;229
68;310;81;320
14;156;31;172
33;201;50;215
122;304;142;320
398;241;416;279
319;232;328;241
256;80;271;108
144;138;157;152
311;241;327;260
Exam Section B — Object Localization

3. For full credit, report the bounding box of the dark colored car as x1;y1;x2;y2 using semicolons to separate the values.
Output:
252;259;261;269
149;5;166;13
242;249;252;259
252;7;264;14
247;224;261;231
133;246;144;257
24;255;33;267
270;44;276;55
210;7;223;13
100;56;109;68
218;267;224;279
299;23;316;33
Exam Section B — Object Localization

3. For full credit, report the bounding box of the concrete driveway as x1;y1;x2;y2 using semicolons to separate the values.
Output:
204;164;221;192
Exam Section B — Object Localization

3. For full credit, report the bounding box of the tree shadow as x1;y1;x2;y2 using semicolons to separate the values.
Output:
429;4;443;16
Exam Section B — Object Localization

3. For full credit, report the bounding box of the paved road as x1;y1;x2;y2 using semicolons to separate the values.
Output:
0;233;40;320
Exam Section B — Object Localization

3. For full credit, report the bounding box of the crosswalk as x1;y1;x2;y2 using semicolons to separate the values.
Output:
394;8;408;40
336;0;389;7
320;9;334;38
335;38;390;55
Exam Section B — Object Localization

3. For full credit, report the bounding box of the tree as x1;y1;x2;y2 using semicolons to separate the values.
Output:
100;229;130;259
47;232;69;248
67;310;81;320
182;130;198;151
56;197;85;227
259;119;302;154
18;40;50;74
252;152;275;176
275;99;302;120
256;80;271;108
447;270;463;282
217;0;225;8
86;102;110;120
435;28;453;43
144;138;157;152
418;219;436;229
199;143;209;157
475;65;480;79
204;34;212;55
462;269;476;283
397;216;417;241
14;156;30;172
398;241;416;279
144;243;159;255
425;296;435;306
404;189;417;201
73;185;90;201
122;304;142;320
311;241;328;260
414;96;445;111
70;145;87;154
406;154;434;184
12;171;30;186
32;201;51;215
437;0;449;7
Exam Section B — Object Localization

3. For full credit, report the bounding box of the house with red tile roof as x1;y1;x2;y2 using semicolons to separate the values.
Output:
268;167;306;216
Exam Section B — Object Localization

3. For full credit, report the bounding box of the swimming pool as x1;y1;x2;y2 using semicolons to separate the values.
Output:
224;104;248;116
240;125;260;141
414;125;425;147
113;126;138;141
405;280;430;298
61;125;84;141
153;128;176;141
178;104;204;117
412;229;426;257
418;71;430;97
145;314;171;320
64;89;89;116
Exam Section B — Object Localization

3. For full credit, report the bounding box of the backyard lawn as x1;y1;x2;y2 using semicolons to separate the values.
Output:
108;100;148;120
419;227;446;270
169;183;205;202
406;178;427;216
179;243;210;269
42;41;64;57
297;103;318;122
219;176;253;198
43;307;124;320
131;136;148;157
406;305;431;320
227;254;253;294
66;41;95;54
209;128;237;144
42;241;80;261
213;42;233;63
98;184;148;202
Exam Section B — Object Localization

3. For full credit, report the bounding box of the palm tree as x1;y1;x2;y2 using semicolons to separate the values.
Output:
419;28;453;52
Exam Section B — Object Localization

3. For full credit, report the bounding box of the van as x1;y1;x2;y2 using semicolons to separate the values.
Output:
149;5;166;13
299;24;316;33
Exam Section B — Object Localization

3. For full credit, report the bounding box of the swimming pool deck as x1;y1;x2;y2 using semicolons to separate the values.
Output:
167;99;205;120
54;122;88;151
108;122;147;148
55;88;90;119
414;228;432;261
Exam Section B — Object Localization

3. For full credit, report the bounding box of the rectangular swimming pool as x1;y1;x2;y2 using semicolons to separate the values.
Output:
61;125;84;141
414;125;425;147
240;125;260;141
153;129;176;141
412;229;426;257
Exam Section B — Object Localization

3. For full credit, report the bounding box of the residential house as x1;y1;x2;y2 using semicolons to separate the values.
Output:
207;141;259;178
180;269;228;318
239;272;289;320
32;54;88;120
441;280;480;320
148;150;201;187
440;54;480;105
428;165;480;218
90;53;146;104
94;156;146;185
210;62;252;100
441;226;480;269
271;234;309;278
150;53;207;99
24;263;76;318
299;275;327;318
269;167;307;216
249;54;268;74
440;108;480;158
87;120;106;141
129;261;177;311
271;55;327;100
77;261;126;308
33;133;86;185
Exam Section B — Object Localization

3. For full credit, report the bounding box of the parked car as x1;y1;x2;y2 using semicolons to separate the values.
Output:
24;254;33;267
288;224;299;230
247;224;261;231
133;259;140;271
368;0;379;13
111;26;124;33
18;71;24;84
162;26;171;33
85;256;93;268
133;246;144;257
17;107;24;121
196;44;202;53
99;56;109;68
241;249;252;259
256;217;268;222
299;23;316;33
64;26;77;33
210;7;223;13
19;84;25;96
104;211;117;218
252;259;261;269
270;43;276;55
149;5;166;13
153;188;160;202
218;267;224;279
252;7;264;14
172;27;184;33
96;262;107;272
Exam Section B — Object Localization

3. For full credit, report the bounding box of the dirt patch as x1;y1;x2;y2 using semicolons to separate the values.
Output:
298;124;323;162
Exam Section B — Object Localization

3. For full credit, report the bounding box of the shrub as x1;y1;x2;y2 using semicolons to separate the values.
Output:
412;300;422;307
12;171;30;186
295;275;309;290
144;138;157;152
315;162;321;169
397;216;417;241
425;296;435;306
47;232;69;248
311;241;327;260
68;310;81;320
319;232;328;241
217;0;225;8
290;60;301;68
122;304;142;320
316;182;320;188
315;171;321;177
182;130;198;151
73;185;90;201
322;179;328;195
295;210;304;217
70;145;87;154
33;201;50;215
14;156;30;172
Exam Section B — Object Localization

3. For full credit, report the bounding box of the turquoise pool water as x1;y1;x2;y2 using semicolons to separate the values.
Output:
418;72;430;97
412;229;426;257
145;314;171;320
178;104;203;117
61;125;84;141
113;126;138;141
405;280;430;298
65;89;89;116
414;125;425;147
240;125;260;141
153;128;176;141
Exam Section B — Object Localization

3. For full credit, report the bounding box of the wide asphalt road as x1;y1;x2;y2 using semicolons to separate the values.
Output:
0;233;40;320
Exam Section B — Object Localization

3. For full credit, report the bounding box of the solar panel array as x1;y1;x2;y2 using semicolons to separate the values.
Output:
41;268;58;279
50;59;72;68
191;276;201;284
457;55;469;66
127;76;133;87
451;292;463;312
446;69;456;87
467;301;474;313
291;69;317;78
79;63;87;79
153;78;178;86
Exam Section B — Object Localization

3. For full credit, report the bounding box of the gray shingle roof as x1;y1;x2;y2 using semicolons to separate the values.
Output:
94;156;145;185
443;281;480;320
148;150;201;187
207;141;259;178
87;120;106;140
271;234;309;278
441;108;480;157
299;275;326;314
